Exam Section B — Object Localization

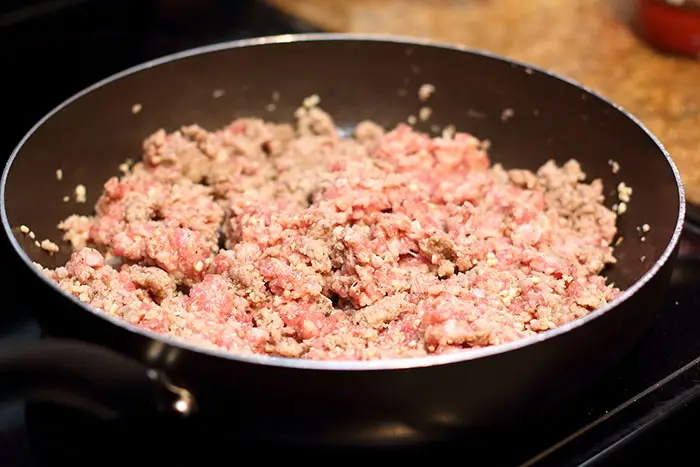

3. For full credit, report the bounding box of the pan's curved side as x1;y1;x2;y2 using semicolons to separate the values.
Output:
20;243;675;446
154;250;676;446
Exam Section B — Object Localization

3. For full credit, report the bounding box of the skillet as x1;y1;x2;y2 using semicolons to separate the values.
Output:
0;33;685;446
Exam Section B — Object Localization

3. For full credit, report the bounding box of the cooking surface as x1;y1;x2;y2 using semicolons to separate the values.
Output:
2;1;700;465
266;0;700;208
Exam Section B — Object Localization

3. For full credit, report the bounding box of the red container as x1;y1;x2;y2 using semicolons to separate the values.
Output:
636;0;700;57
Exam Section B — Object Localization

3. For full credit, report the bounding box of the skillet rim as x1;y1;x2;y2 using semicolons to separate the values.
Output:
0;32;686;372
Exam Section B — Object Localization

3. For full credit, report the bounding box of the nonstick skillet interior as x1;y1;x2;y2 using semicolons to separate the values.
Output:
3;36;682;292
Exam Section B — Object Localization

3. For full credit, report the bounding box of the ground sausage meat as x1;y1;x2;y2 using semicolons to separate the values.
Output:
39;105;620;360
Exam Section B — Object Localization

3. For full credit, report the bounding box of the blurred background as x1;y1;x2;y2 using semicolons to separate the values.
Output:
2;1;700;466
1;0;699;206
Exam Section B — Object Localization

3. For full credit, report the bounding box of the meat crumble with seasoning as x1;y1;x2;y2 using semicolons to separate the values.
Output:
35;102;621;361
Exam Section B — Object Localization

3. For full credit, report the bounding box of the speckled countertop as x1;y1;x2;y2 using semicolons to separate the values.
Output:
266;0;700;205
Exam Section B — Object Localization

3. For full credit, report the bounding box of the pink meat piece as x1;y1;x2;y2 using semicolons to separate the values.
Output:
44;110;621;360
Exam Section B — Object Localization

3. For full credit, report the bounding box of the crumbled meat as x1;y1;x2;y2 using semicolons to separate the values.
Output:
608;159;620;174
302;94;321;108
295;106;337;137
355;120;385;148
74;184;87;203
86;173;224;285
58;215;93;250
122;264;177;304
40;107;620;361
617;182;633;203
40;239;59;254
442;125;456;139
418;83;435;101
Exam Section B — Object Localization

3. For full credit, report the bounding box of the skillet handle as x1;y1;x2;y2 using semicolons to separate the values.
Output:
0;338;196;419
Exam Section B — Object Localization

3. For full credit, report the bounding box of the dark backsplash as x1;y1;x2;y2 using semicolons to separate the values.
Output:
0;0;315;162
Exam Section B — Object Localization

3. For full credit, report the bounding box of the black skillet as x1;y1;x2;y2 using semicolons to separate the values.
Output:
0;34;685;446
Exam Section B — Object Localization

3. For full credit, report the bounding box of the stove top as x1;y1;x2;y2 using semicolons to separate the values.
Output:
2;1;700;466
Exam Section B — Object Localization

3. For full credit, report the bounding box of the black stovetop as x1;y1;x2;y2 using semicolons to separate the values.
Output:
2;1;700;466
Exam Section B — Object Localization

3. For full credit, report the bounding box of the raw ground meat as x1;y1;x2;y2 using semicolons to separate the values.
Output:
37;103;621;361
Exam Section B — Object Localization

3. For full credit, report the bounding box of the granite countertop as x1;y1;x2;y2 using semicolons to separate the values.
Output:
266;0;700;205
